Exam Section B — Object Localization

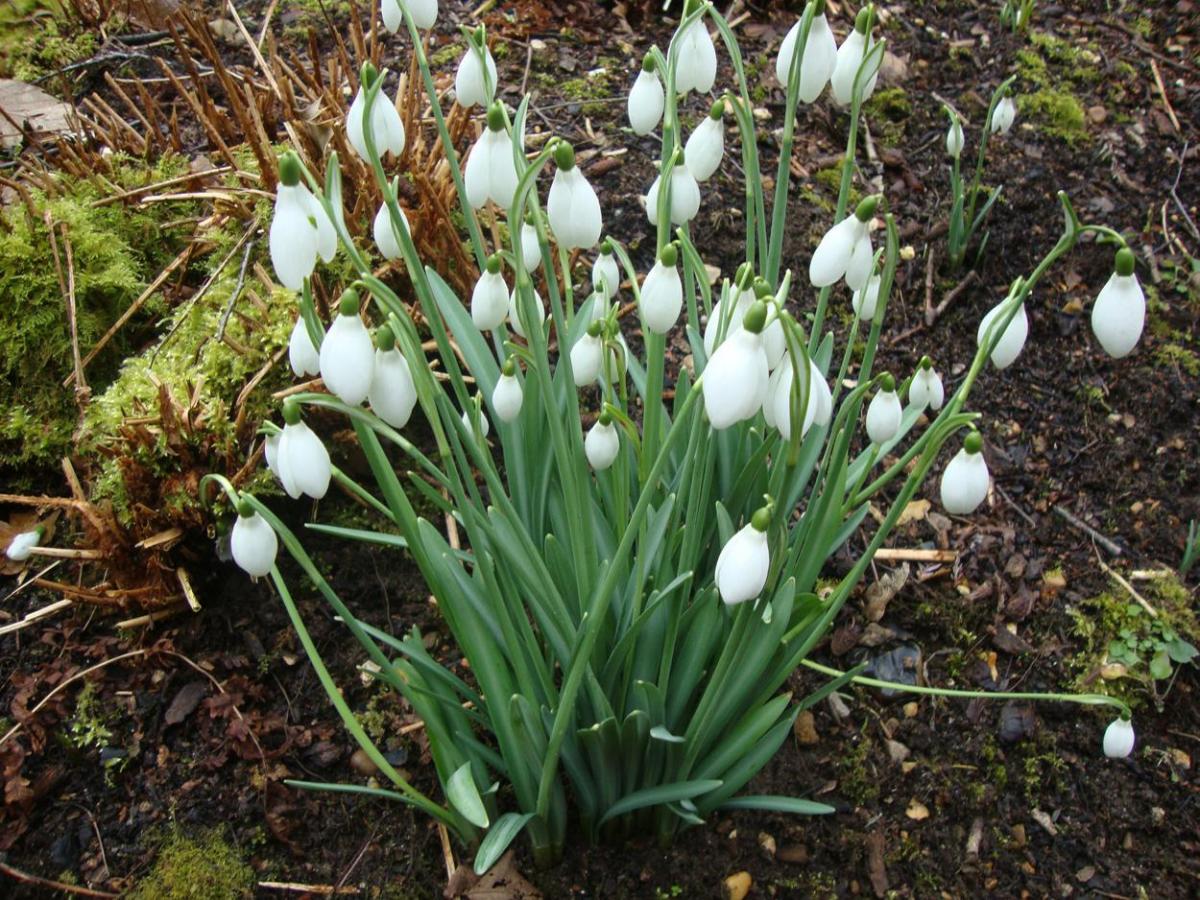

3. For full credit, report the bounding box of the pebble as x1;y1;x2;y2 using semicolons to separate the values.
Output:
886;739;911;764
758;832;777;858
1087;105;1108;125
350;748;378;776
722;871;752;900
794;710;820;745
903;702;919;718
778;843;809;864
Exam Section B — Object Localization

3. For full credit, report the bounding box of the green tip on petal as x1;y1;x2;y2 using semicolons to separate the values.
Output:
919;355;933;370
751;503;773;532
878;372;895;393
659;244;678;267
742;300;768;334
598;410;613;426
708;98;725;120
854;5;872;33
360;61;380;88
502;357;517;377
278;152;301;187
338;289;361;317
554;142;576;171
282;399;302;425
1114;247;1136;277
486;254;501;275
642;53;657;73
964;430;984;455
375;324;395;351
236;497;255;518
486;102;505;132
855;195;880;222
586;319;603;337
599;238;613;255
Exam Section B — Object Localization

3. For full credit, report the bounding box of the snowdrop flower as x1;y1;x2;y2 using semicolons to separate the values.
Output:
865;374;902;445
1091;247;1145;359
367;326;417;429
809;359;833;427
547;143;602;250
508;277;545;339
753;279;787;370
775;6;838;103
289;317;320;377
945;113;964;159
571;322;605;387
520;221;542;272
640;244;683;335
851;272;881;320
628;54;664;136
373;191;410;261
264;432;282;481
592;240;621;299
492;359;524;423
462;401;490;439
940;430;989;515
809;195;877;291
230;500;278;578
908;357;945;411
703;283;754;355
471;255;509;331
276;402;332;500
684;100;725;182
715;504;772;605
465;102;520;211
320;291;375;406
646;157;701;227
767;357;819;441
455;27;497;109
347;64;406;160
977;297;1029;370
673;15;717;95
5;527;41;562
830;7;880;106
381;0;436;32
991;96;1016;135
1103;716;1135;759
703;300;770;429
270;153;334;291
585;413;620;471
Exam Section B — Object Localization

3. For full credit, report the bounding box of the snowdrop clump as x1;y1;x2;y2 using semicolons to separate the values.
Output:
218;0;1147;867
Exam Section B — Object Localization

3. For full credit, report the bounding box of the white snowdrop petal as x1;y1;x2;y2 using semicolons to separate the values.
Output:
571;176;603;249
1091;273;1145;359
461;407;490;439
992;97;1016;135
5;529;40;562
703;330;769;429
908;368;945;411
381;0;402;32
373;201;407;261
592;254;621;298
231;513;278;578
809;217;859;288
585;421;620;471
320;314;375;406
289;317;321;377
1103;718;1135;759
628;69;665;135
852;274;881;321
520;223;542;272
270;185;319;291
487;129;520;212
669;167;701;225
946;121;964;158
303;189;337;263
939;448;989;515
762;317;786;370
471;270;509;331
264;433;282;482
570;334;603;387
810;360;833;426
280;422;332;499
492;373;524;422
373;93;406;157
368;348;417;428
845;231;874;292
464;132;494;209
685;116;724;182
831;30;878;106
865;390;902;444
777;14;838;104
508;286;545;339
641;262;684;334
977;301;1029;370
645;174;661;226
347;89;368;159
703;290;753;355
715;524;769;605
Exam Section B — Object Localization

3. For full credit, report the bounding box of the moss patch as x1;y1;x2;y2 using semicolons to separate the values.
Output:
127;828;254;900
1019;89;1087;145
0;1;97;81
864;87;911;148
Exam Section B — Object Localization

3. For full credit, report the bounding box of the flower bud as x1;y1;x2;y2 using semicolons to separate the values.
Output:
5;528;41;562
373;199;410;261
776;8;837;104
289;317;320;377
684;106;725;182
320;293;375;406
276;407;331;500
592;242;621;298
585;415;620;470
628;56;665;136
1103;716;1135;759
231;501;278;578
347;82;406;160
977;299;1029;370
471;259;509;331
455;40;497;109
672;17;717;95
368;335;417;429
940;430;989;515
945;115;964;159
865;375;902;444
507;280;545;339
715;511;771;605
548;144;603;250
381;0;437;33
1091;248;1145;359
703;327;769;429
908;357;944;411
991;96;1016;135
570;327;604;387
640;247;683;335
492;361;524;423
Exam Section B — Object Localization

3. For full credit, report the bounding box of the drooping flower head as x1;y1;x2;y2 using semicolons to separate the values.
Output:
628;53;665;136
570;321;605;388
373;182;411;261
831;6;880;106
231;498;278;578
991;95;1017;135
270;151;335;291
472;254;509;331
715;501;772;605
703;299;770;429
368;325;417;429
776;2;838;104
508;275;546;339
809;194;878;290
672;3;717;95
940;429;989;515
908;356;945;411
465;102;520;212
5;526;43;562
348;62;406;160
381;0;437;33
977;295;1029;370
276;399;332;500
320;289;375;407
1103;715;1135;759
289;316;320;378
492;357;524;423
1091;247;1145;359
455;26;497;109
641;243;683;335
547;142;603;250
945;108;965;159
865;373;902;445
585;411;620;471
685;99;726;182
592;239;621;299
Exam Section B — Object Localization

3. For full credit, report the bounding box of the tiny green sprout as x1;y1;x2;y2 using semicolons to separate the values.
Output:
742;300;768;334
659;243;678;267
1114;247;1136;277
502;357;518;377
554;142;576;171
878;372;896;393
854;194;880;222
282;398;302;425
964;429;984;454
339;289;361;316
708;98;725;120
360;61;380;88
486;254;502;275
375;324;396;351
486;102;506;132
278;151;301;187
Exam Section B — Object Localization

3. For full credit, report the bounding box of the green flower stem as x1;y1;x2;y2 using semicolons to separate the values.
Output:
799;658;1130;717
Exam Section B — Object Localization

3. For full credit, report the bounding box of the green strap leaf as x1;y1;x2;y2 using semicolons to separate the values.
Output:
447;763;490;828
598;780;722;826
650;725;685;743
718;795;836;816
474;812;534;875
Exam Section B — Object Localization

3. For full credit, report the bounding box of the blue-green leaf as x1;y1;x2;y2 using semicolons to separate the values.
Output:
473;812;534;875
447;763;489;828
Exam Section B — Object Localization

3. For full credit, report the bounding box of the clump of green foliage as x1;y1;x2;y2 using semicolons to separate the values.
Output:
1019;89;1088;146
0;154;197;474
0;0;97;81
1070;573;1200;708
864;86;911;148
127;828;254;900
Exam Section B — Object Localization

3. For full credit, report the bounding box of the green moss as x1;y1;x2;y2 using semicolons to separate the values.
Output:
1019;89;1087;145
864;87;911;148
429;41;463;69
837;732;879;804
558;72;613;117
1155;343;1200;376
127;828;254;900
0;1;97;81
813;164;860;209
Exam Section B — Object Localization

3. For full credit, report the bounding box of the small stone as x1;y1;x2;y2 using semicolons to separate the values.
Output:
901;761;917;774
1151;806;1166;826
778;844;809;864
1011;824;1027;848
794;710;820;745
722;871;752;900
905;799;930;821
350;748;378;776
886;739;911;764
828;693;851;721
1031;809;1058;836
1087;105;1108;124
758;832;777;859
1076;865;1096;883
903;702;919;718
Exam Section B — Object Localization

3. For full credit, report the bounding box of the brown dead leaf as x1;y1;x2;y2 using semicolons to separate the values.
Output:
865;563;910;622
896;500;930;527
866;831;889;897
465;851;542;899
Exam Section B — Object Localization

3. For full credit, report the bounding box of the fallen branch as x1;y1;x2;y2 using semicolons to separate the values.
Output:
874;548;957;563
258;883;359;896
1096;556;1158;618
0;859;117;898
1052;505;1124;557
926;270;979;327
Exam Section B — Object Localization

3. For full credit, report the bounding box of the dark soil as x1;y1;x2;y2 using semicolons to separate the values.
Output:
3;0;1200;897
